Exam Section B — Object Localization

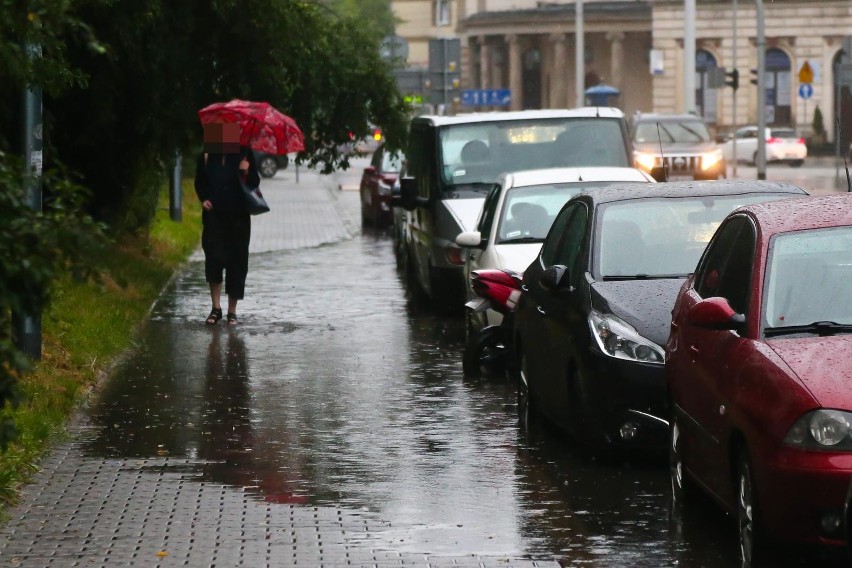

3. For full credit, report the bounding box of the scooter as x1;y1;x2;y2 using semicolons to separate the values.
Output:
462;268;523;378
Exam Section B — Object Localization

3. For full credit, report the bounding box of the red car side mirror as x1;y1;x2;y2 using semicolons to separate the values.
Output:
687;297;746;330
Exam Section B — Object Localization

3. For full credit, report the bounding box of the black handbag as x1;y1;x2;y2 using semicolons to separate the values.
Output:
239;177;270;215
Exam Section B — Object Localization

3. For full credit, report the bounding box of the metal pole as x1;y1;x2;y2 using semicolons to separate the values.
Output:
15;42;43;360
756;0;766;180
731;0;738;178
169;148;182;221
684;0;696;114
575;0;584;107
443;38;449;109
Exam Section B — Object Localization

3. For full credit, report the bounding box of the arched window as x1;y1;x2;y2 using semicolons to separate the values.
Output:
696;50;718;123
833;51;851;148
765;48;791;125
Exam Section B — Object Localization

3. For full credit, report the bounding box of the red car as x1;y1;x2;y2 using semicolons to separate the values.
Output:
666;193;852;565
359;144;404;229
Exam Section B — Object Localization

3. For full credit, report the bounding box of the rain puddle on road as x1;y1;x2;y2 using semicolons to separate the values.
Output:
80;233;758;566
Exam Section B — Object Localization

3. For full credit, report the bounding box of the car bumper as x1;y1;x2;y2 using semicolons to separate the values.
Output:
586;349;669;450
755;449;852;546
767;145;807;162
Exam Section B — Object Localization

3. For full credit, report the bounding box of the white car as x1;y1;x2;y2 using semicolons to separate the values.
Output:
721;125;807;167
455;166;655;340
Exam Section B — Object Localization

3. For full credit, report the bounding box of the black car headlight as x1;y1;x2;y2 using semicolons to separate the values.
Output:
589;309;664;364
784;410;852;450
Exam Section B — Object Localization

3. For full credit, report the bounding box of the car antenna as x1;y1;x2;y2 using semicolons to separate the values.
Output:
838;116;852;192
656;122;669;181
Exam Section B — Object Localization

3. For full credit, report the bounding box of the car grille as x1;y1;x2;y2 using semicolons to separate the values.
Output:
661;155;700;174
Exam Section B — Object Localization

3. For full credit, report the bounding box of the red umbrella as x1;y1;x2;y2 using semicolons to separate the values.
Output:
198;99;305;155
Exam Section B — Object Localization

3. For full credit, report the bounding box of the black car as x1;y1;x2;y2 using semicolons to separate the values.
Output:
513;180;807;453
253;150;289;178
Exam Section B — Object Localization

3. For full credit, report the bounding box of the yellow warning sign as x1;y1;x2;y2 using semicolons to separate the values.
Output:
798;61;814;84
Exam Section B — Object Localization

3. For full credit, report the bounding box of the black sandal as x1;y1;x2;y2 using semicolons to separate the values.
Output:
226;312;238;326
205;307;223;325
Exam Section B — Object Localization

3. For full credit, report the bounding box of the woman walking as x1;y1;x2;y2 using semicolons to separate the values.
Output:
194;122;260;326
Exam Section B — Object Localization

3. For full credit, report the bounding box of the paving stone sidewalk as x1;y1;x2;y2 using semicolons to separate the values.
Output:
0;167;559;568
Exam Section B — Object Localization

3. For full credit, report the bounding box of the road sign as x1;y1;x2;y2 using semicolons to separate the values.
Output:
461;89;511;107
798;61;814;84
798;83;813;100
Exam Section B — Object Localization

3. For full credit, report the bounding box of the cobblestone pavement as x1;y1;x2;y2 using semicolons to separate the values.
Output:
0;164;561;568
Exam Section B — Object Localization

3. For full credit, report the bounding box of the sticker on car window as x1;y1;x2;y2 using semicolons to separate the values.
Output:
453;169;467;177
506;230;522;238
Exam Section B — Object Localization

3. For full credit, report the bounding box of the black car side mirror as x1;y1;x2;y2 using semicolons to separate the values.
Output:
400;177;423;211
540;264;572;293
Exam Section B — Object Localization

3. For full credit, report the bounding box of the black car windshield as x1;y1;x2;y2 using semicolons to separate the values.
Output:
594;194;792;279
439;118;629;187
634;120;711;143
762;227;852;335
497;182;623;243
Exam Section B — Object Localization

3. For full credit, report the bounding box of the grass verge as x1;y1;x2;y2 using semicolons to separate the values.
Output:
0;181;201;508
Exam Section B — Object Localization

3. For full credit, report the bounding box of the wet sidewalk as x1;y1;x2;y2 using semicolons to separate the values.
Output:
0;166;560;568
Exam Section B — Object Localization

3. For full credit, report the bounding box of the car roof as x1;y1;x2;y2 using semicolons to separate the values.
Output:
412;107;625;127
575;179;807;206
503;167;654;188
633;113;706;123
735;193;852;235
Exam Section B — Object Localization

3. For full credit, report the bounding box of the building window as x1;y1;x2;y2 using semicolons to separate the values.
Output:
696;49;718;123
435;0;450;26
765;48;791;125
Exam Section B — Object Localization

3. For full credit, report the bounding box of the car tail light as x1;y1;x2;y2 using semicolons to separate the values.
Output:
445;246;464;266
767;137;781;144
798;138;806;144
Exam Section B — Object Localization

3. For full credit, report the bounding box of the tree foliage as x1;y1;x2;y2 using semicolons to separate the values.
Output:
0;155;106;449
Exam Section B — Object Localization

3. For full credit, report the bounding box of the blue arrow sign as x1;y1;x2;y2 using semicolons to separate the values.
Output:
798;83;813;100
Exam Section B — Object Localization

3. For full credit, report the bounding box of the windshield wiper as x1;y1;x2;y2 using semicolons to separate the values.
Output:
499;236;542;244
764;321;852;338
602;274;687;281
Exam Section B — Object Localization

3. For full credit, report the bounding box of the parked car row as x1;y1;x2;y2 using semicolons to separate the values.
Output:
360;108;852;566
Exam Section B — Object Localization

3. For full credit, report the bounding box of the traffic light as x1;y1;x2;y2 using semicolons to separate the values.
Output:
726;68;739;91
750;68;758;86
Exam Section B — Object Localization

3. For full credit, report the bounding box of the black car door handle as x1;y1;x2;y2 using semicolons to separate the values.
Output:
537;306;546;317
521;285;529;292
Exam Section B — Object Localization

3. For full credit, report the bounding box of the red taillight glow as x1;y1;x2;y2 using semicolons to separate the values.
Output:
445;246;464;266
798;138;806;144
767;137;781;144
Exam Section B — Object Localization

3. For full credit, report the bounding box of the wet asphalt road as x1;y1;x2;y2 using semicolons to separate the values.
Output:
3;158;848;567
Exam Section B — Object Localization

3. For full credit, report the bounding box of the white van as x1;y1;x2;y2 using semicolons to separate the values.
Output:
398;108;634;311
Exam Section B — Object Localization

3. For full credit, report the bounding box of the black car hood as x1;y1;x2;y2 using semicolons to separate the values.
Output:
590;279;686;347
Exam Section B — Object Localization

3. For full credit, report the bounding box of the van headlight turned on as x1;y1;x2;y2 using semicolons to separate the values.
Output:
700;149;724;171
589;309;664;364
633;151;660;173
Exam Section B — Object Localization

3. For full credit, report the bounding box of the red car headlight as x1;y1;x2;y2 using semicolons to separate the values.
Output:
784;409;852;450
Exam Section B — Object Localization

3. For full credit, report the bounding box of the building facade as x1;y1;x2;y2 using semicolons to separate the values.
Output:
391;0;852;140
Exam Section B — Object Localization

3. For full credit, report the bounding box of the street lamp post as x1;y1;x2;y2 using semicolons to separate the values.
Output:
575;0;584;107
684;0;696;114
756;0;767;180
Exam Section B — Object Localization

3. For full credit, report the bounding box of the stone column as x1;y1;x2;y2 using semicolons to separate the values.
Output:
507;34;522;111
478;36;490;89
607;31;625;91
550;34;568;109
